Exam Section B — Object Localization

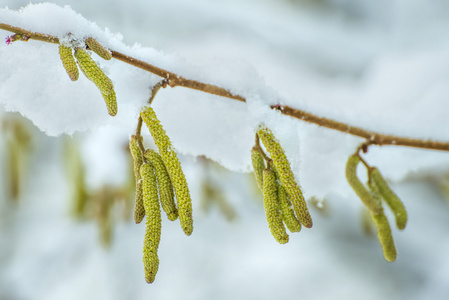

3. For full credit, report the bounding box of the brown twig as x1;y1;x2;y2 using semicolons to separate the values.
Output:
111;51;245;102
148;79;168;105
276;105;449;151
2;23;449;152
0;23;59;43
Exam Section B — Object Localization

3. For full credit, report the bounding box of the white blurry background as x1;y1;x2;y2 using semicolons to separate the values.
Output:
2;0;449;299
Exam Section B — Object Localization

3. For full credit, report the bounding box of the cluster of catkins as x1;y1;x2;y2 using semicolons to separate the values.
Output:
251;126;313;244
58;37;117;116
129;106;193;284
346;154;408;262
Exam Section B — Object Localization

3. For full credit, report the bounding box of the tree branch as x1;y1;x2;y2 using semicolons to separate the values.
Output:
2;23;449;152
276;105;449;151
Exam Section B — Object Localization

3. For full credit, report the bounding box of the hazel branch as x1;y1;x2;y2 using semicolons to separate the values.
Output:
2;23;449;152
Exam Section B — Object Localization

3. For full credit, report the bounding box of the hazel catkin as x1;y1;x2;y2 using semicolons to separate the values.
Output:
141;106;193;236
369;167;407;230
368;169;397;262
74;48;114;95
370;211;397;262
101;90;118;117
59;44;79;81
263;167;289;244
257;126;312;228
140;163;162;283
129;135;145;223
278;184;302;233
74;47;117;116
345;154;382;214
85;37;112;60
251;146;265;191
145;149;178;221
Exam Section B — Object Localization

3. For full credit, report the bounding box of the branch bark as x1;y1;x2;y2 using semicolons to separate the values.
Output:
2;22;449;151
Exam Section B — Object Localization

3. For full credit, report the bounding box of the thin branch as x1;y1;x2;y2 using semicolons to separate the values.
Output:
148;79;168;105
356;151;370;169
2;23;449;152
0;23;59;43
111;51;245;102
276;105;449;151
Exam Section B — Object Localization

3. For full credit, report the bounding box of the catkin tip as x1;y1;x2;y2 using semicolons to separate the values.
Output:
167;211;179;221
371;211;397;262
144;251;159;283
184;229;193;236
102;90;118;116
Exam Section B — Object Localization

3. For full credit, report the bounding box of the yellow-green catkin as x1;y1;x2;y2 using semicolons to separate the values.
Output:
369;167;407;230
251;146;265;190
345;154;382;214
85;37;112;60
141;106;193;236
368;176;397;262
59;45;79;81
140;163;162;283
101;90;118;117
370;211;397;262
257;127;312;228
74;48;114;95
278;184;302;233
129;135;145;224
145;149;178;221
263;167;289;244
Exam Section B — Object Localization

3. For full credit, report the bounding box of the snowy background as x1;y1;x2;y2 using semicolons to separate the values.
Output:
2;0;449;299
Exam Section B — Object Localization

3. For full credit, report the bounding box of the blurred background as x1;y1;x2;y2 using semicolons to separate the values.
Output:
2;0;449;299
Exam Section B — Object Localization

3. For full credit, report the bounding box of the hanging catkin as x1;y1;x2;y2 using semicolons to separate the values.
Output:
257;126;312;228
74;48;114;95
278;184;302;233
370;209;397;262
263;167;289;244
369;167;407;230
85;37;112;60
58;44;79;81
251;146;265;191
129;135;145;223
101;90;118;117
345;154;382;214
367;177;397;262
141;106;193;236
74;48;117;116
145;149;178;221
140;163;162;283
